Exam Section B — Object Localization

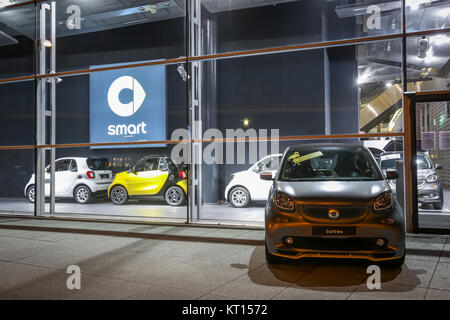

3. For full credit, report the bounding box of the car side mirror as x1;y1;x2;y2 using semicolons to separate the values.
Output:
435;164;442;170
386;170;399;180
260;172;274;181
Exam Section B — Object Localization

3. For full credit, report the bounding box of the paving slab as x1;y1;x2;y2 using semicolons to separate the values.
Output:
429;262;450;291
348;283;428;300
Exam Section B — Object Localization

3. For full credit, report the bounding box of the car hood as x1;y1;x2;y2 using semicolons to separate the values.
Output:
417;168;435;179
275;180;390;203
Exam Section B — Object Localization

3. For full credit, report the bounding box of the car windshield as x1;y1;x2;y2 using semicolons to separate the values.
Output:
280;146;383;181
380;154;432;170
87;158;109;170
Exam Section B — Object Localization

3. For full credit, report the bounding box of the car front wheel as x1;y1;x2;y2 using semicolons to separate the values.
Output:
165;186;185;206
229;187;250;208
74;185;91;204
110;186;128;205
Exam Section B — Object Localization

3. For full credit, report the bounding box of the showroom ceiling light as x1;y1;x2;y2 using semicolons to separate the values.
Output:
43;39;53;48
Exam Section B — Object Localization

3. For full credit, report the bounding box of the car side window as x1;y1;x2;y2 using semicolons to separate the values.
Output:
267;156;281;171
135;158;159;172
69;160;78;172
55;159;71;172
158;158;169;171
258;156;280;172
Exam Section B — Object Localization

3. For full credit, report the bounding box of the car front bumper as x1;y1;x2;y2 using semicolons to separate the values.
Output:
265;204;405;262
418;183;443;204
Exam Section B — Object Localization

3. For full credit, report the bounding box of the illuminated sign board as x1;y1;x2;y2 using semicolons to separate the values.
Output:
90;62;166;149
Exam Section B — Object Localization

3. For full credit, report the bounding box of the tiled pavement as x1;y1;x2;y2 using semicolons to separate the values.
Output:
0;217;449;300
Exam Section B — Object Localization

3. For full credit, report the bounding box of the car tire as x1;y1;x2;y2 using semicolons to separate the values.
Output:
229;187;250;208
165;186;185;206
110;185;128;205
265;241;283;264
26;185;35;203
74;185;92;204
433;202;443;210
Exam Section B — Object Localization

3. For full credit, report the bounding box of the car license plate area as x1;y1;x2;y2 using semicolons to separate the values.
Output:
312;226;357;237
100;174;109;179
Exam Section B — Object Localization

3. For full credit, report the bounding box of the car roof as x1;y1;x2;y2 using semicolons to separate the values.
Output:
381;151;425;156
288;142;367;151
56;157;87;161
56;157;108;162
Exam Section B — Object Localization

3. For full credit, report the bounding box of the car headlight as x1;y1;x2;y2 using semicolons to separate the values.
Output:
373;191;393;212
273;191;295;212
426;174;438;183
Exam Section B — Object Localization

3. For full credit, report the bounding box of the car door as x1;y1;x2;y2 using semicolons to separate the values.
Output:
128;158;169;196
250;155;281;200
47;159;79;196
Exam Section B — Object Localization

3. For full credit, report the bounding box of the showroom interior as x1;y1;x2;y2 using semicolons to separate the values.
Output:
0;0;449;231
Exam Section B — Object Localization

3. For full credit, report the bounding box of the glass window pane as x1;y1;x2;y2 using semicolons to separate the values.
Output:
407;32;450;92
38;0;186;73
0;149;35;216
200;0;402;56
0;3;36;79
53;64;187;145
0;80;35;146
406;0;450;32
43;146;188;221
197;136;404;225
416;101;450;230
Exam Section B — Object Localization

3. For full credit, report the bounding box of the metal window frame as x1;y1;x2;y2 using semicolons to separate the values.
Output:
404;90;450;235
0;0;450;228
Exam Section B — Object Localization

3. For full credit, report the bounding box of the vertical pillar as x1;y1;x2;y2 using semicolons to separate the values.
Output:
189;0;202;221
322;2;331;135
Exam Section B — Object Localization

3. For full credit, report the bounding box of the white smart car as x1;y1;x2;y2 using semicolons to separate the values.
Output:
24;157;113;204
225;154;282;208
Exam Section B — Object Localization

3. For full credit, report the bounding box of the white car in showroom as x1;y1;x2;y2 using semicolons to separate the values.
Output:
225;154;282;208
24;157;113;204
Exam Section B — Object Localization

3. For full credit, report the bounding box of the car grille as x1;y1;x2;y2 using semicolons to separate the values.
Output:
300;205;368;222
289;237;387;251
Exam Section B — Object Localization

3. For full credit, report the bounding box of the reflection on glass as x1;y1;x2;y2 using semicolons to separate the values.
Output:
416;101;449;229
199;0;402;54
0;3;35;79
407;32;450;92
280;146;382;181
406;0;450;32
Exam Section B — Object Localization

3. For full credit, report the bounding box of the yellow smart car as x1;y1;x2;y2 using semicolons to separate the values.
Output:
108;156;188;206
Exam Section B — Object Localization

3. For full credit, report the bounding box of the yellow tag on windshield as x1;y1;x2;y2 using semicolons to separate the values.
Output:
288;151;323;165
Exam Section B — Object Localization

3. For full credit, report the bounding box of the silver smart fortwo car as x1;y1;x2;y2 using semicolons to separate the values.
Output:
262;143;405;267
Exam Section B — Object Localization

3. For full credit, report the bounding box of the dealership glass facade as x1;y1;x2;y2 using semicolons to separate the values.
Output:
0;0;449;231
